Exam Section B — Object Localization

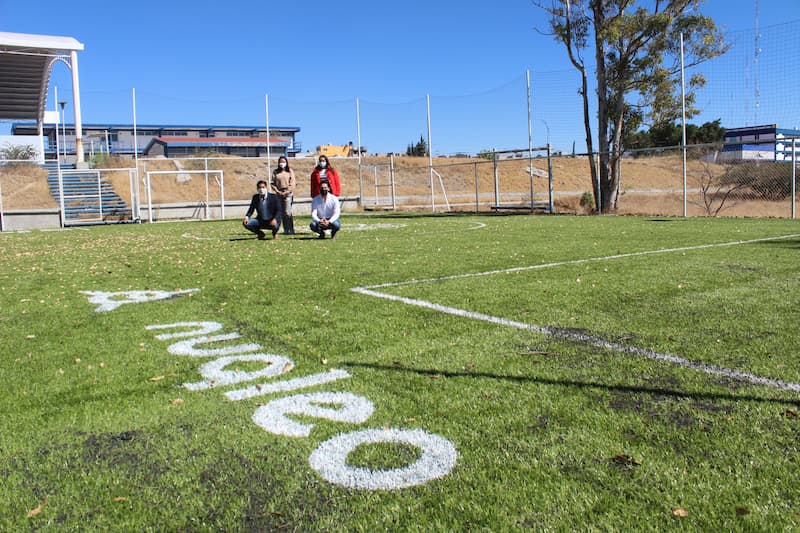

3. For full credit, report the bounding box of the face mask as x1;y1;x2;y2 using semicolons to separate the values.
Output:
259;188;268;196
319;161;327;168
279;162;286;169
320;189;328;196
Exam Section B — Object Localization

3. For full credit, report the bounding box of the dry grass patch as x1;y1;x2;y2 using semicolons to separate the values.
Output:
0;164;52;209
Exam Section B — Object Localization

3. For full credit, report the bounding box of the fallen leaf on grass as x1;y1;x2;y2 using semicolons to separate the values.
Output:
735;507;750;516
282;362;294;373
27;498;47;517
113;496;129;502
611;454;641;467
25;334;36;339
784;409;798;419
672;507;689;517
170;398;184;405
321;358;328;365
149;375;165;382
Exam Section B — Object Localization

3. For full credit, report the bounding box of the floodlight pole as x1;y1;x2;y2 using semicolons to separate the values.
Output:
133;87;149;223
265;93;271;177
527;69;534;211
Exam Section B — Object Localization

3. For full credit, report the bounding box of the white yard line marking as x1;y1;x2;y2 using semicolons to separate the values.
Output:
352;233;800;393
181;220;484;241
362;234;800;289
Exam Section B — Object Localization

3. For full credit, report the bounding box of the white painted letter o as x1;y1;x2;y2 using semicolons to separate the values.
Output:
309;428;457;490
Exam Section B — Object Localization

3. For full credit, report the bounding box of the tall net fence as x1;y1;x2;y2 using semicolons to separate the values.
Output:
1;20;798;227
2;147;795;227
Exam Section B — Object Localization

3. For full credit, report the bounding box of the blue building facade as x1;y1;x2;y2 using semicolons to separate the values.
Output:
721;124;800;162
11;123;302;160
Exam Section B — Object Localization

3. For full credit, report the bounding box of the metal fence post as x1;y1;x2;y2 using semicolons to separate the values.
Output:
390;154;397;210
204;158;209;221
793;138;797;220
493;149;499;207
547;144;554;213
474;162;479;213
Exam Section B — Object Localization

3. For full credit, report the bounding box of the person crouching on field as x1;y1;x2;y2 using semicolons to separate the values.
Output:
310;180;341;239
243;180;281;240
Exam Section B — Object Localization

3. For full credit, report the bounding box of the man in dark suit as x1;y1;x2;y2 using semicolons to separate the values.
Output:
243;180;281;240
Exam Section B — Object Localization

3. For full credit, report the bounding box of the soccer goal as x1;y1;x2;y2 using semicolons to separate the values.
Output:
143;170;225;222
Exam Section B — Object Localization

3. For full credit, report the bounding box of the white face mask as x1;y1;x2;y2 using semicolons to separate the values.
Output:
258;188;268;196
279;162;287;169
319;161;327;168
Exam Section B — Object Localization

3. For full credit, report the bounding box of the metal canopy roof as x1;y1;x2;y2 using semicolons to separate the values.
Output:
0;31;84;122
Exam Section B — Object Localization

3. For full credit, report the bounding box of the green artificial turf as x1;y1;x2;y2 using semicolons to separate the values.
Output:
1;213;798;531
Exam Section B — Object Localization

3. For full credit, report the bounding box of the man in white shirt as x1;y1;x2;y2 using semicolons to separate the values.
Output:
310;180;341;239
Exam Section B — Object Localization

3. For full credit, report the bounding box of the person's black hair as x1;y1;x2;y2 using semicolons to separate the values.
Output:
317;155;334;170
274;157;290;175
257;179;268;188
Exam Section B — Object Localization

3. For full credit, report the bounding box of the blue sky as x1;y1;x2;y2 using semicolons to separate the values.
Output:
2;0;799;154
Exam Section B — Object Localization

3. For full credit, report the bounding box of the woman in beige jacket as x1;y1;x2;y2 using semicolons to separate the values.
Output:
271;155;296;234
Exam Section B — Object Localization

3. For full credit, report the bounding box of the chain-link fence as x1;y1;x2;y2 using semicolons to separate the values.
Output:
2;148;797;229
359;146;798;218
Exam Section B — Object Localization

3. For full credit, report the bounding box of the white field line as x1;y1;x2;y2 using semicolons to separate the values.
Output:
351;233;800;393
181;221;484;241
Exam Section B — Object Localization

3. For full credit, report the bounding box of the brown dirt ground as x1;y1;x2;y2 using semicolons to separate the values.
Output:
1;154;790;217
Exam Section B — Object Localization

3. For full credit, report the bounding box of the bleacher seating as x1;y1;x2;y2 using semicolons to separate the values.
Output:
45;162;131;222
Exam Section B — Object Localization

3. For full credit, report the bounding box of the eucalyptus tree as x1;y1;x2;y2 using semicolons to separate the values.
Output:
536;0;728;211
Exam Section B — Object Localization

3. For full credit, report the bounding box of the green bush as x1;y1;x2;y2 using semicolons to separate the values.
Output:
0;143;37;161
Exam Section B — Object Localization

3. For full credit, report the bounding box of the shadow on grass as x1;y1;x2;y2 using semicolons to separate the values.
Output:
342;361;800;407
753;237;800;249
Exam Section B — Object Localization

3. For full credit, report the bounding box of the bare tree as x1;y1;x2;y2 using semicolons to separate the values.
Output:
692;158;748;216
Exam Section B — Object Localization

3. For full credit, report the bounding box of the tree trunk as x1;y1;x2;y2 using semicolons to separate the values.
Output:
607;89;627;211
592;1;611;213
578;68;598;211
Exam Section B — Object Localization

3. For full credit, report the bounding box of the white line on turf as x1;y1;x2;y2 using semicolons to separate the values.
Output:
351;233;800;393
359;233;800;289
180;220;485;240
